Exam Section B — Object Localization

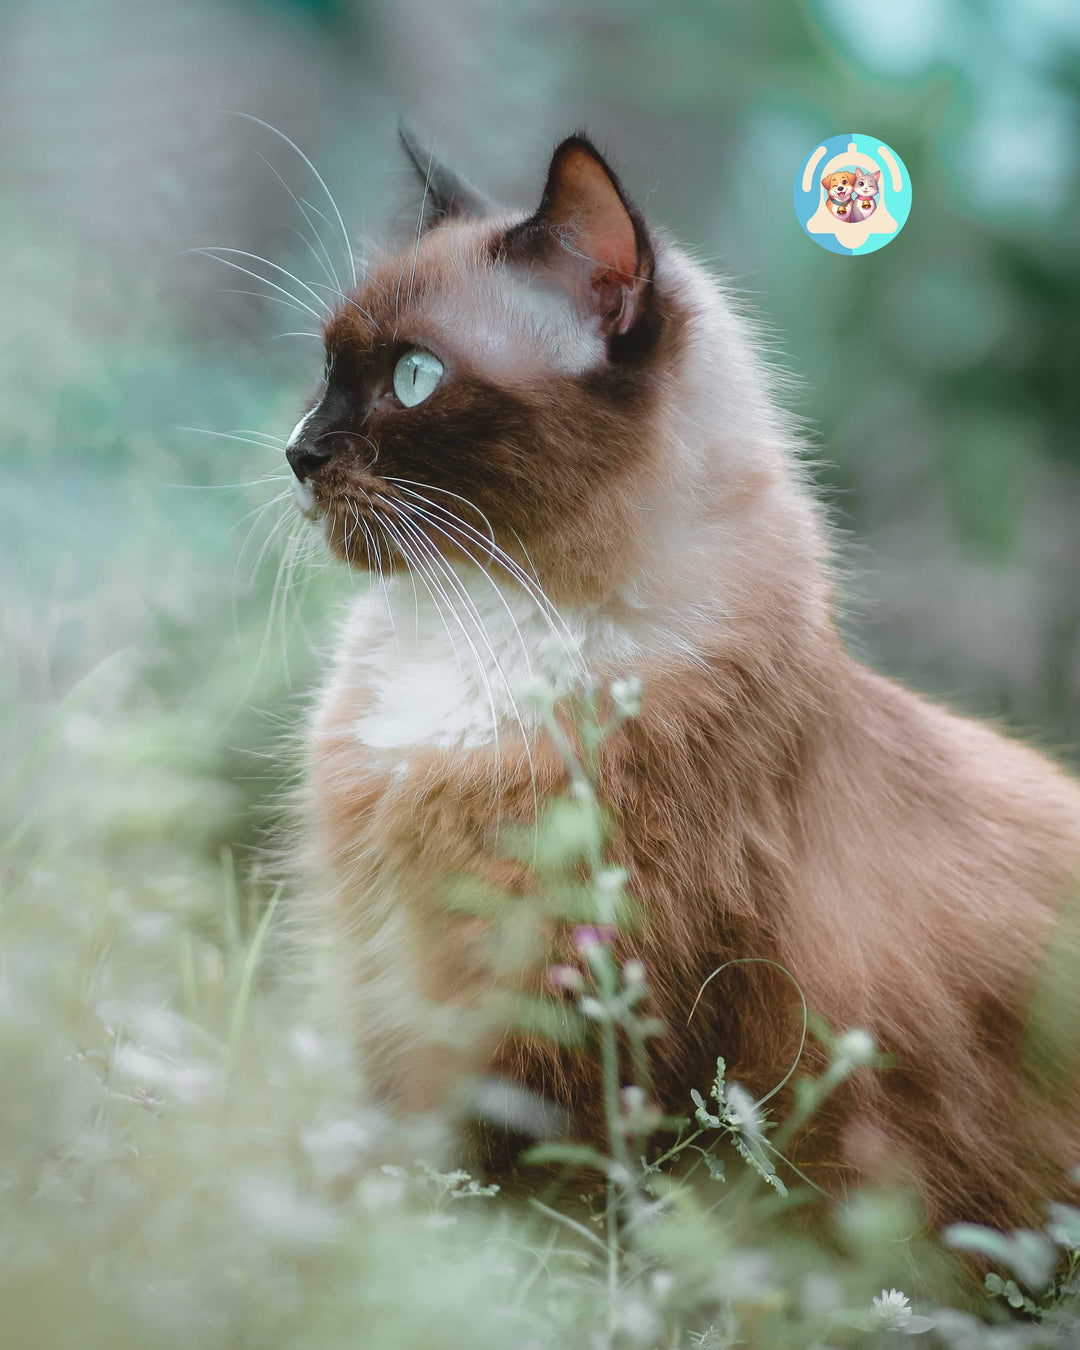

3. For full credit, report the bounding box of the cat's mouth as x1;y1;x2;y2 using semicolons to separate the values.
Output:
314;487;439;572
292;469;392;525
308;485;481;575
290;474;321;519
318;493;388;567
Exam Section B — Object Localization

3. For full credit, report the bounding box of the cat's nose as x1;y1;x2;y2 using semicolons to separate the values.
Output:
286;439;332;483
285;412;323;482
285;409;342;482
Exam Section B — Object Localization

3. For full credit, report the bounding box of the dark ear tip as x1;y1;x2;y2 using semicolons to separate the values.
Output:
548;130;611;172
394;124;491;230
397;119;427;175
543;132;640;217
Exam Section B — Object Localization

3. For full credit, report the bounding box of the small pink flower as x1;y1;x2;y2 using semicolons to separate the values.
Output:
572;925;617;953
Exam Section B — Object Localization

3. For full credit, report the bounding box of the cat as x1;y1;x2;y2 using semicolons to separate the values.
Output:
286;129;1080;1228
821;168;857;221
851;166;881;221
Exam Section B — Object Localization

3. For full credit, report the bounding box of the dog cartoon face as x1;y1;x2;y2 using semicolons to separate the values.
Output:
821;170;855;201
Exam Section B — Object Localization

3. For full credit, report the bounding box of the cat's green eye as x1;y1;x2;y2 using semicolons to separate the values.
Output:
393;347;444;408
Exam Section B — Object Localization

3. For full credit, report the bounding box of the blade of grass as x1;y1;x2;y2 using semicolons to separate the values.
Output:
227;883;283;1072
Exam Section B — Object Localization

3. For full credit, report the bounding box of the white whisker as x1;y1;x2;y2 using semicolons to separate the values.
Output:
193;252;323;321
379;515;466;676
286;224;341;294
309;281;381;331
229;112;357;289
384;476;496;544
179;426;285;454
390;507;538;786
233;428;286;446
217;287;315;318
253;147;343;294
192;246;330;313
240;499;294;585
390;500;541;819
164;477;290;492
389;498;535;675
389;512;503;749
388;487;581;671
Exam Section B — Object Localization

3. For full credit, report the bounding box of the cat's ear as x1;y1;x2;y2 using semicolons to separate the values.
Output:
874;169;882;183
504;134;654;342
398;123;490;230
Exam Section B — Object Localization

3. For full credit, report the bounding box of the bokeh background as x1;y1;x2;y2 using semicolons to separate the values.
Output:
1;5;1078;1344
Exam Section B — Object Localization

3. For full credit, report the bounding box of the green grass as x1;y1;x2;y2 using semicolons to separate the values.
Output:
3;608;1079;1346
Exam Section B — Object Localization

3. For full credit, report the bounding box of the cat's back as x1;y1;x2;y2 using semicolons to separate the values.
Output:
832;658;1080;860
786;656;1080;997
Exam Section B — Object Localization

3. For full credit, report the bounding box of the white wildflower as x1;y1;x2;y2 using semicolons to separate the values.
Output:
834;1027;877;1070
871;1288;912;1330
536;633;581;683
723;1082;763;1139
515;675;557;713
610;676;643;718
844;1285;935;1335
622;958;646;986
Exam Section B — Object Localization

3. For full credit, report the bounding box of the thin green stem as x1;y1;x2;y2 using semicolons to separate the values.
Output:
649;1127;707;1172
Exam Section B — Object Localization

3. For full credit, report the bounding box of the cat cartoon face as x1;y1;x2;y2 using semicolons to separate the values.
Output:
853;168;881;199
821;170;855;201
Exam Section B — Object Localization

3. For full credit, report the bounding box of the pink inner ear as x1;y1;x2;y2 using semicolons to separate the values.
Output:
554;151;638;276
546;146;643;334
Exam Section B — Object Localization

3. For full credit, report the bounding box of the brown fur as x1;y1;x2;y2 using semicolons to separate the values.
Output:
288;135;1080;1228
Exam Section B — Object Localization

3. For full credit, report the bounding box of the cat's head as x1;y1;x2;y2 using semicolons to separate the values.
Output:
284;131;694;598
853;168;881;197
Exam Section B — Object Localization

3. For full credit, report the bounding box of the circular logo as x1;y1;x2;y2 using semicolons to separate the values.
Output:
793;134;911;255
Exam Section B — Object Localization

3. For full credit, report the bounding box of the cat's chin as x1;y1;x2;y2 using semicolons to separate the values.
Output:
319;498;413;573
317;493;496;577
289;474;321;521
319;496;381;568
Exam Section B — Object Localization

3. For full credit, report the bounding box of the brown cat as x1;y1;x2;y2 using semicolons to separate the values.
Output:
286;131;1080;1228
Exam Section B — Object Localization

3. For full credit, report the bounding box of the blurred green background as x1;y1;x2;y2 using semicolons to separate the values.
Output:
2;0;1078;871
0;6;1078;1344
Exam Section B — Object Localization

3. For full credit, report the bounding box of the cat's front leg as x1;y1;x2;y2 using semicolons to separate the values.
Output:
315;729;567;1130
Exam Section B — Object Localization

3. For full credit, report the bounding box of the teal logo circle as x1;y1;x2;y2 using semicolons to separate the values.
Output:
793;134;911;255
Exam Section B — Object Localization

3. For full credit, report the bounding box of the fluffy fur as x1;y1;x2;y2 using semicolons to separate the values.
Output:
287;132;1080;1228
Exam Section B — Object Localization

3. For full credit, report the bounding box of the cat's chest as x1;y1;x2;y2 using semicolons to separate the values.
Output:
336;578;550;756
326;573;644;760
353;622;534;753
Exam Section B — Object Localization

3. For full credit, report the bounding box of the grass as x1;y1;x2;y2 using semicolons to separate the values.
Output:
3;612;1079;1346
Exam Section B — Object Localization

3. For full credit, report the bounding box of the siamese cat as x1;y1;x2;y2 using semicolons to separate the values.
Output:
285;130;1080;1227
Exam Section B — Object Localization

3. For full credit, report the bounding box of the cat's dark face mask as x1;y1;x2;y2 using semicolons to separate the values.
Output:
283;132;676;595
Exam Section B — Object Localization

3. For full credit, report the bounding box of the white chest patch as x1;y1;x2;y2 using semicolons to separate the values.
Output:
339;569;645;754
